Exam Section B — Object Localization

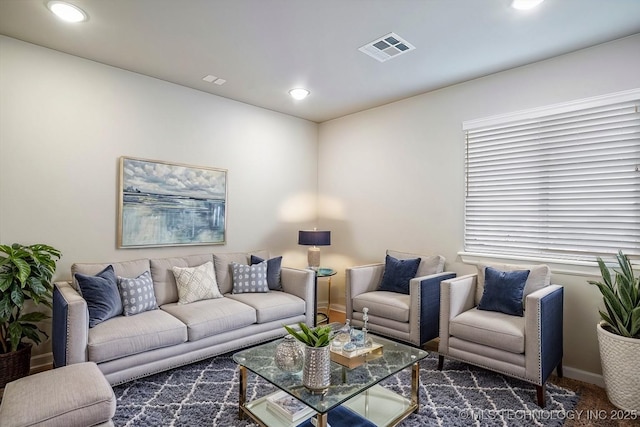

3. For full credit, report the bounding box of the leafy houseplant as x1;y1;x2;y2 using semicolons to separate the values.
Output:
588;250;640;338
283;322;332;347
0;243;62;355
283;322;333;392
588;250;640;411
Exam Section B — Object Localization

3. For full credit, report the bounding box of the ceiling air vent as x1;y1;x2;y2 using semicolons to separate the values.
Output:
358;32;415;62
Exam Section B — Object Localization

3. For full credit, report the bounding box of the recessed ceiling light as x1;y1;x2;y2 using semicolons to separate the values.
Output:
289;88;310;100
511;0;544;10
47;1;88;23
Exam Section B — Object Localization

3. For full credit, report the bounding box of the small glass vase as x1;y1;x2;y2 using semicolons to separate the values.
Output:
274;335;304;373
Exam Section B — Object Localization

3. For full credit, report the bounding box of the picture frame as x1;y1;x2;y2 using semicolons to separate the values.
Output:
118;156;227;248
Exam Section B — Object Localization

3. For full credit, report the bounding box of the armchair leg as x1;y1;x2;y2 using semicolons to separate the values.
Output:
438;355;444;371
536;384;545;407
556;361;563;378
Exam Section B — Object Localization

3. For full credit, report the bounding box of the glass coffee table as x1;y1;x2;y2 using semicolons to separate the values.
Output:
233;334;428;427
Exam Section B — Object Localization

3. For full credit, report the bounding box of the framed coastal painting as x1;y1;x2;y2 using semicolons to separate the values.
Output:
118;157;227;248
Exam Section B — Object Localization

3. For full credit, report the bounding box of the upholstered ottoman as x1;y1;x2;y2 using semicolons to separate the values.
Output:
0;362;116;427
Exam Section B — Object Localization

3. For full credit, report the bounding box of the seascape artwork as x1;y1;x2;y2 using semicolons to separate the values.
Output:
118;157;227;247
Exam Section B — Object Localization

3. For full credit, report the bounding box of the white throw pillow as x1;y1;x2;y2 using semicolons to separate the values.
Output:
172;261;223;304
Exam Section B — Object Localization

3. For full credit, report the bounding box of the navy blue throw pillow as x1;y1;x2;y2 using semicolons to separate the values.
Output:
478;266;530;316
75;265;123;327
251;255;283;290
378;255;421;294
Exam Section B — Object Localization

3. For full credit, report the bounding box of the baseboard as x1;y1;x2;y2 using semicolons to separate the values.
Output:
563;366;605;388
329;304;346;313
328;308;346;324
30;352;53;374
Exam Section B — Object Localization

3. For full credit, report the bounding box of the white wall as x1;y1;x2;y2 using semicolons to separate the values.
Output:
0;36;319;361
318;34;640;382
3;31;640;382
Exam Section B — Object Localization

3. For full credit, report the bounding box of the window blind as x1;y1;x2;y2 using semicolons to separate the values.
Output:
463;90;640;262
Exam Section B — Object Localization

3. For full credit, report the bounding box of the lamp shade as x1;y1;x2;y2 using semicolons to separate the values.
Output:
298;230;331;246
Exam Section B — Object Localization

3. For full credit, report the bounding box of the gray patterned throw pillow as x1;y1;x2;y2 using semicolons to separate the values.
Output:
117;270;158;316
231;261;269;293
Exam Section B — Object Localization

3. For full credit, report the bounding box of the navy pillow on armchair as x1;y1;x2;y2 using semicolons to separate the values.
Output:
478;266;530;316
378;255;421;294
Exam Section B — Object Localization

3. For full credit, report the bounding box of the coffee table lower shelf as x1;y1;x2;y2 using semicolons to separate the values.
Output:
241;384;416;427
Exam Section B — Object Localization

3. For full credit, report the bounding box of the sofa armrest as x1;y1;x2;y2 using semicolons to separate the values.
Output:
409;272;457;345
345;263;384;320
280;267;316;326
53;281;89;367
438;274;478;354
525;284;564;384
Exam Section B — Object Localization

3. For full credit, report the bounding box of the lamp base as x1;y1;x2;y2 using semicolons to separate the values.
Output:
307;247;320;271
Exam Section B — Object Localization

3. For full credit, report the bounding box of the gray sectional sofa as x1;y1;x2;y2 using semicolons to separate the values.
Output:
52;251;315;385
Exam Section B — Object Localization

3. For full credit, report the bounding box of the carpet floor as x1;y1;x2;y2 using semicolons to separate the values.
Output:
113;353;579;426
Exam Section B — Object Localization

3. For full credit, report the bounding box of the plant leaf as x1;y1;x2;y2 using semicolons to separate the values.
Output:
19;312;49;323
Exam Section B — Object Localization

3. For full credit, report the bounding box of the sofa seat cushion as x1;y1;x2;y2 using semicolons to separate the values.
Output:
449;308;525;354
88;309;187;364
161;297;256;341
226;291;305;323
352;291;410;323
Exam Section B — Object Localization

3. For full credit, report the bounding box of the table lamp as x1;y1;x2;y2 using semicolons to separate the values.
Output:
298;229;331;270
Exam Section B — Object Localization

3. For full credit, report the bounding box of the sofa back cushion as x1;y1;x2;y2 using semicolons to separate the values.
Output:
150;254;213;306
213;250;269;294
386;250;445;277
476;262;551;306
72;259;150;291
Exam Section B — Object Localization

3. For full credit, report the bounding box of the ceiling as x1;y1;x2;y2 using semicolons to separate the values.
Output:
1;0;640;123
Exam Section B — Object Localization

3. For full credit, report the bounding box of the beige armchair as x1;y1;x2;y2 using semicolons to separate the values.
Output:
438;262;564;407
346;250;456;347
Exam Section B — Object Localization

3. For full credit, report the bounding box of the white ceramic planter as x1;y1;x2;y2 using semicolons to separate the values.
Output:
597;321;640;412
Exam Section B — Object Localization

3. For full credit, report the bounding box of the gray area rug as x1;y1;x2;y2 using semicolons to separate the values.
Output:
113;353;578;426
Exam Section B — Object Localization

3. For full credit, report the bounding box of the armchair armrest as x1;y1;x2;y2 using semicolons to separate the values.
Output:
52;281;89;367
438;274;478;353
280;267;316;326
525;284;564;384
345;263;384;320
409;272;457;345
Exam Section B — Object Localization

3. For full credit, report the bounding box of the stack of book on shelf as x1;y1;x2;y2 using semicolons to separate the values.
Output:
266;391;315;424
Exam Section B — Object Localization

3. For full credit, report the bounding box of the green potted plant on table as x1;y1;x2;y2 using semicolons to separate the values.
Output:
284;322;333;393
588;250;640;411
0;243;61;388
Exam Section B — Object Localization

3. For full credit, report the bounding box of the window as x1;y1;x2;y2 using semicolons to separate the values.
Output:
463;89;640;263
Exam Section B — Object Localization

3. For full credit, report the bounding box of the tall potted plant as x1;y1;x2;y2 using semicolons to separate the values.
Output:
588;250;640;411
0;243;61;387
284;322;333;393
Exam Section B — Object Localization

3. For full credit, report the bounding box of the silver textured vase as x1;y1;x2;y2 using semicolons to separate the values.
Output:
302;345;331;393
274;335;304;373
